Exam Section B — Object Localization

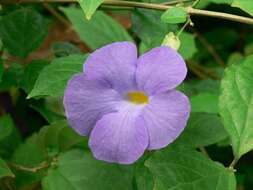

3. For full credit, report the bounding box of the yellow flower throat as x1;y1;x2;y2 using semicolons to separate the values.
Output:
127;91;149;104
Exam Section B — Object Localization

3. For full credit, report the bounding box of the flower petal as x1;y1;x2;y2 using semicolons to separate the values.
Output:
84;42;137;93
89;103;149;164
63;73;122;136
136;46;187;95
138;90;190;150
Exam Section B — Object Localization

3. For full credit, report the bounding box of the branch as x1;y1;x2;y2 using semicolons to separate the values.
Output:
9;161;49;173
161;0;193;5
186;61;207;79
1;0;253;25
43;3;70;27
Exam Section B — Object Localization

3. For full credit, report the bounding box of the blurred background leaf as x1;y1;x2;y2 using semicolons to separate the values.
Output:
0;8;49;58
61;7;133;50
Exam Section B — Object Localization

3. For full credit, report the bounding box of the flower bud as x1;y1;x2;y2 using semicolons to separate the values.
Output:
162;32;181;51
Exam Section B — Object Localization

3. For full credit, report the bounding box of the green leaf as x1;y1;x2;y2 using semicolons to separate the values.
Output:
11;120;87;189
0;63;24;92
146;145;236;190
161;7;187;24
178;79;220;97
11;134;47;189
0;114;21;158
219;55;253;158
208;0;232;4
232;0;253;16
132;9;176;44
176;113;228;147
61;7;133;50
37;120;87;153
227;52;244;65
12;135;47;167
20;60;50;94
0;157;14;179
30;99;65;124
244;43;253;56
178;32;197;59
0;116;13;142
134;163;154;190
190;92;219;113
42;149;134;190
204;28;239;51
0;62;3;82
51;42;81;57
44;97;65;116
77;0;103;20
28;54;87;98
132;9;178;54
0;8;49;58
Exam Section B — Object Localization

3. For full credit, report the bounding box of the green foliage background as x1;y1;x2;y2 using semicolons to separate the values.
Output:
0;0;253;189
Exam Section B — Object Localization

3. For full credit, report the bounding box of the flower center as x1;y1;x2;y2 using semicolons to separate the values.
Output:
127;91;149;104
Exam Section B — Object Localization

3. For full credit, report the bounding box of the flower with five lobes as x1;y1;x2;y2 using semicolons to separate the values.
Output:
63;42;190;164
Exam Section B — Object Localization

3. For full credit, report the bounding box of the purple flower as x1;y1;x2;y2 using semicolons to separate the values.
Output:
63;42;190;164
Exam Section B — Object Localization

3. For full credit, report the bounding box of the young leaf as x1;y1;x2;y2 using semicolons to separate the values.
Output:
176;113;228;147
0;157;14;179
77;0;103;20
42;149;134;190
146;145;236;190
161;7;187;24
0;8;49;58
61;7;133;50
232;0;253;16
219;55;253;158
28;54;88;98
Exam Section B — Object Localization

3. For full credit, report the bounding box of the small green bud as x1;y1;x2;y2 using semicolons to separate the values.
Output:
162;32;181;51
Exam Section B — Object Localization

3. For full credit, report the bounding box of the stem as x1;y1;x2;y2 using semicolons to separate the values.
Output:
43;3;70;27
186;60;220;79
191;0;200;8
101;5;134;10
9;161;49;173
187;7;253;25
199;147;210;158
1;0;253;25
229;157;239;171
177;18;191;37
186;61;207;79
161;0;193;5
